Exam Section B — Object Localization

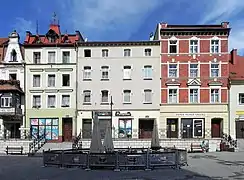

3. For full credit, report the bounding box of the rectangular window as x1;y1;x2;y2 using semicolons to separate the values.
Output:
1;97;12;107
123;90;131;103
101;66;109;80
144;89;152;103
33;52;41;64
168;64;178;77
124;49;131;57
48;74;55;87
33;75;40;87
9;73;17;80
189;89;199;103
189;64;198;78
211;63;219;77
189;40;198;54
143;65;153;79
62;74;70;86
84;49;91;57
83;90;91;103
33;95;41;108
211;40;220;53
123;66;132;80
101;90;109;103
169;40;177;53
239;93;244;104
168;89;177;103
144;48;152;56
61;95;70;107
62;51;70;63
48;52;55;63
102;49;109;57
211;89;220;103
118;119;132;138
83;66;91;80
47;95;56;108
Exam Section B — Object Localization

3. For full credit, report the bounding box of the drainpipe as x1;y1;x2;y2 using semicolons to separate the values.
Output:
23;59;27;139
75;42;78;137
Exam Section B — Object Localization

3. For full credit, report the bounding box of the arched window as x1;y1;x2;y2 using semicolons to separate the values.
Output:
11;49;17;62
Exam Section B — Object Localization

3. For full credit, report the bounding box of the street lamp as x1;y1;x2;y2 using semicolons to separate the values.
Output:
110;96;113;122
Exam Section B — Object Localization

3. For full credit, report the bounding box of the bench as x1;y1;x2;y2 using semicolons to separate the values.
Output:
190;143;203;153
5;146;23;155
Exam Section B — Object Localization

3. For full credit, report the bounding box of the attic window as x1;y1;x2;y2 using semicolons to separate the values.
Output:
63;36;69;43
48;36;56;43
11;49;17;62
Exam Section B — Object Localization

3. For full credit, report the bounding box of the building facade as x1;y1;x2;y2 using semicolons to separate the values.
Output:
154;22;231;140
0;31;25;139
229;49;244;139
77;41;161;139
24;21;83;142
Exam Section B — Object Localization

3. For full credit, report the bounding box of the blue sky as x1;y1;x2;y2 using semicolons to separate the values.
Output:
1;0;244;53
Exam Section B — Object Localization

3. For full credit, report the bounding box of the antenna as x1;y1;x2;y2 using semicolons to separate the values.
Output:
52;12;59;25
36;20;39;34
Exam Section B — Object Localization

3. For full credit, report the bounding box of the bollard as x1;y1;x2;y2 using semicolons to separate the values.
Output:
114;151;120;172
85;153;91;171
60;150;64;169
174;150;179;169
41;150;46;168
145;148;151;171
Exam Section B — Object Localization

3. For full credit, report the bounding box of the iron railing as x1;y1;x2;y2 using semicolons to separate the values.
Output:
29;133;46;155
222;133;237;148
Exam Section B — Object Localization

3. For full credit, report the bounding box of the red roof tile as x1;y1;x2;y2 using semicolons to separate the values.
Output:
229;49;244;81
0;80;23;93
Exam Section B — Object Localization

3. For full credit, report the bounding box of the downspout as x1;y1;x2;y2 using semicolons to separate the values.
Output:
23;56;27;139
75;42;78;137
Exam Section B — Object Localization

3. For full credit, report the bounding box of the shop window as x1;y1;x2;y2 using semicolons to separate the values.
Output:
181;119;204;138
118;119;132;138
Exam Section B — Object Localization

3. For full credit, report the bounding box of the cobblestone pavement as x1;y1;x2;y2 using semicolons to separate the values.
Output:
1;152;244;180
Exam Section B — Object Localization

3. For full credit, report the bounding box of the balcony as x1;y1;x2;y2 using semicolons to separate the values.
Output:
0;107;22;116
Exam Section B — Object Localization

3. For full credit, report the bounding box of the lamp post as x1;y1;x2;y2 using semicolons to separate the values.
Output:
110;96;114;137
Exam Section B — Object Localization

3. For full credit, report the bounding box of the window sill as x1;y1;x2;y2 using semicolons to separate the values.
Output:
167;53;177;56
101;102;109;105
123;78;132;81
61;105;70;107
83;103;92;105
83;79;92;81
32;106;41;108
101;78;109;81
143;102;152;104
123;102;132;104
62;85;70;87
143;78;152;80
48;106;56;108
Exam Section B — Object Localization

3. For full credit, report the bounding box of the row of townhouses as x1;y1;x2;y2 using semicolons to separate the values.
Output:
0;19;243;152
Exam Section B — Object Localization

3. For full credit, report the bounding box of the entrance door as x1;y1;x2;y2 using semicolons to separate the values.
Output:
139;119;154;139
236;121;244;138
167;118;178;138
82;119;92;138
211;119;222;138
63;118;72;142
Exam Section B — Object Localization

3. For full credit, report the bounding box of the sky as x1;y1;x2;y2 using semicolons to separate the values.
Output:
1;0;244;54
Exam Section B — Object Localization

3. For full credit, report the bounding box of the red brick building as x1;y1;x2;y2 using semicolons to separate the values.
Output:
154;22;231;139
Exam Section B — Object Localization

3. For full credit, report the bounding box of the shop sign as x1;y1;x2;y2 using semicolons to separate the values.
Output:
115;111;131;116
95;111;112;116
175;113;205;116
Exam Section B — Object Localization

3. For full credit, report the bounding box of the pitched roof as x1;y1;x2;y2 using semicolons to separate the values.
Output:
229;49;244;81
0;80;23;93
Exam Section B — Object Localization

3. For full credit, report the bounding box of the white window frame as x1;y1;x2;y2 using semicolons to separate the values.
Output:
83;66;92;80
143;65;153;79
123;90;132;104
189;37;199;54
47;74;56;87
123;65;132;80
239;93;244;105
143;89;152;104
210;88;221;103
101;66;109;80
61;94;70;107
101;90;109;103
47;51;56;63
168;63;178;78
189;63;199;78
33;74;41;87
167;88;178;103
83;90;92;104
210;62;220;77
193;119;204;138
124;49;131;57
102;49;109;57
62;50;71;63
168;36;178;54
47;95;56;108
189;88;200;103
210;36;221;54
33;51;41;64
144;48;152;56
32;95;41;108
1;97;12;107
62;74;70;87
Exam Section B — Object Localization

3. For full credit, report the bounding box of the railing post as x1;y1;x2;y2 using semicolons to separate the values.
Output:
114;151;120;172
60;150;64;169
174;149;179;169
42;149;46;168
145;148;151;171
85;153;91;171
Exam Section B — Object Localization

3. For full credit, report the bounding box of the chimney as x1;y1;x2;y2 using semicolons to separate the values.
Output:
24;31;32;43
231;49;237;64
160;22;168;28
221;22;230;28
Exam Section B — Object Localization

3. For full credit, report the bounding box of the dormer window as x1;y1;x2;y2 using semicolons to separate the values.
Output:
48;37;56;43
46;29;58;43
11;49;17;62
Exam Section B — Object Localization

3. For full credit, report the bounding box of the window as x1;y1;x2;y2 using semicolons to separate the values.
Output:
48;51;55;63
144;49;152;56
189;40;198;54
239;93;244;104
169;40;177;53
124;49;131;57
61;95;70;107
189;64;198;78
189;89;199;103
84;49;91;57
9;73;17;80
62;74;70;86
102;49;109;57
47;95;56;108
168;89;178;103
33;52;41;64
101;66;109;79
83;90;91;103
211;89;220;103
123;66;132;80
123;90;131;103
1;97;12;107
101;90;109;103
144;65;153;79
11;49;17;62
33;75;40;87
168;64;178;77
62;51;70;63
48;74;55;87
144;89;152;103
33;95;41;108
211;63;219;77
48;37;56;43
83;66;91;80
211;40;220;53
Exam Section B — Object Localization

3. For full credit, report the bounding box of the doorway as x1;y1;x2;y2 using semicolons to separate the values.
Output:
211;118;222;138
82;119;92;138
167;118;178;138
139;119;154;139
236;121;244;138
62;118;73;142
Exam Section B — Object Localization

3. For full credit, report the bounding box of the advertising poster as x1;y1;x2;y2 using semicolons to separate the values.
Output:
118;119;132;138
31;119;38;125
39;119;46;125
52;126;59;140
46;119;52;125
39;126;45;137
31;126;38;139
52;119;58;126
46;126;52;140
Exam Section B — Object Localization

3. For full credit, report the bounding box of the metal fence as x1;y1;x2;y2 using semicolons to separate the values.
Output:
43;148;188;170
